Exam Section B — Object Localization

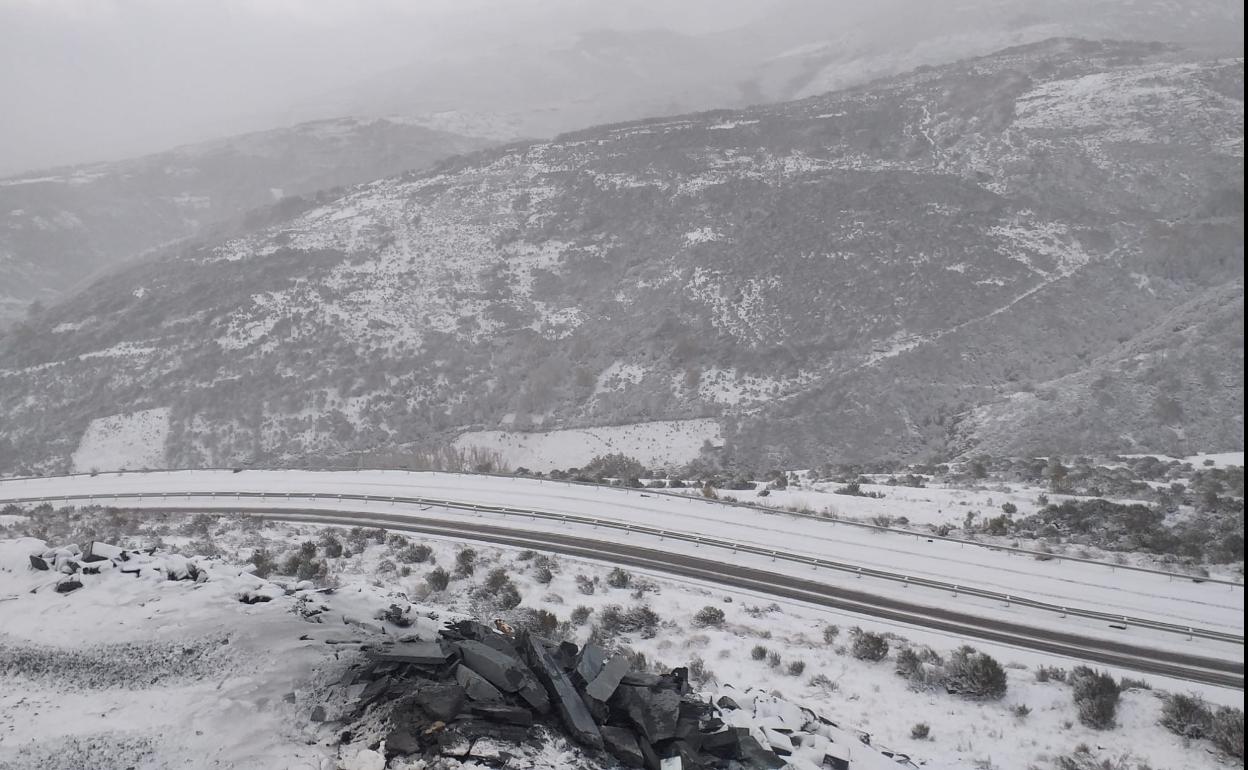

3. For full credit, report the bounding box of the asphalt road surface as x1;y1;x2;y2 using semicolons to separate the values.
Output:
169;503;1245;689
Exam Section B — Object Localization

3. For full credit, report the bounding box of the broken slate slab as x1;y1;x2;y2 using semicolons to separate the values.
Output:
413;682;466;722
468;703;535;726
600;725;646;768
455;663;504;702
29;554;49;570
523;634;602;749
456;641;549;713
573;642;606;686
613;685;680;744
585;653;630;702
737;733;787;769
384;729;422;756
375;641;450;667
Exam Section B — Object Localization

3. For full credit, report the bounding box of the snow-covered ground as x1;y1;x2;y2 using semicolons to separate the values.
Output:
452;420;722;472
70;408;170;473
0;506;1242;770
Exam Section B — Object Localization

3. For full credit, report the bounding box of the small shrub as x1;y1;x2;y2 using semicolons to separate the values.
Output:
1118;677;1151;691
1001;502;1018;515
575;574;596;595
1159;693;1211;738
398;543;433;564
1035;665;1067;683
534;566;554;584
1070;666;1120;729
1011;704;1031;719
767;652;782;668
822;625;840;644
569;605;593;626
319;533;344;558
910;722;930;740
606;567;632;589
850;629;890;662
426;567;450;592
787;660;806;677
1211;706;1244;759
692;606;726;628
751;645;768;661
945;646;1007;699
454;548;477;577
895;647;923;679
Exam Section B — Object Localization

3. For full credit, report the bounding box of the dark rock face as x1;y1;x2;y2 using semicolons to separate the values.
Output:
455;663;505;702
600;725;646;768
456;640;550;713
613;685;681;744
467;703;535;726
54;579;83;593
29;554;49;570
376;641;450;667
413;682;466;722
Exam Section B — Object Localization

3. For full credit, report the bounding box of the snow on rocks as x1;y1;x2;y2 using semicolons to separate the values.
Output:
313;616;908;770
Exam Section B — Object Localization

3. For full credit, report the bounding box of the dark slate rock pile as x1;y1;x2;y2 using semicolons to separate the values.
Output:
332;619;798;769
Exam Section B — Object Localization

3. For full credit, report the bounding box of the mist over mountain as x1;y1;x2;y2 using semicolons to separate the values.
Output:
1;39;1240;474
0;118;489;325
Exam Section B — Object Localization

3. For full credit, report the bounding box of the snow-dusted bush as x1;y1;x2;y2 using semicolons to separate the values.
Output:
1160;693;1211;738
751;645;768;661
692;605;725;628
454;548;477;577
850;629;889;662
1070;666;1121;729
910;723;930;740
534;566;554;584
425;567;450;592
1211;706;1244;759
569;605;592;626
944;646;1007;699
397;543;432;563
787;660;806;677
606;567;632;589
822;625;840;644
575;574;596;595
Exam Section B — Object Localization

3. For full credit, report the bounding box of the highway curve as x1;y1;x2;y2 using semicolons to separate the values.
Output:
170;503;1244;689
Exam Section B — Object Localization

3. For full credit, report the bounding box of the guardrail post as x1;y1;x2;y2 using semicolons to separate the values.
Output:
952;585;958;597
1005;595;1011;607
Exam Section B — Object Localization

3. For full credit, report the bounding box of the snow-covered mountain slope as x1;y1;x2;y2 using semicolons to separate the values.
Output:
0;40;1242;473
0;118;490;326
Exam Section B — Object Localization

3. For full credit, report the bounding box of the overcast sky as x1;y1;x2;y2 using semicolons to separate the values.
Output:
0;0;774;175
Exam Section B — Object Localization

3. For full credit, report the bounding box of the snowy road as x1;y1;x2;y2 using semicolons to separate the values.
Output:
1;469;1242;685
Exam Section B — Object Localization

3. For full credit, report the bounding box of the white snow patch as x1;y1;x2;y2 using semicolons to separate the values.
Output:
453;419;721;471
71;408;170;473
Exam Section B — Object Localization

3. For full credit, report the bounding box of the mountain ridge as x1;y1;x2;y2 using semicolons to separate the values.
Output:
0;39;1241;474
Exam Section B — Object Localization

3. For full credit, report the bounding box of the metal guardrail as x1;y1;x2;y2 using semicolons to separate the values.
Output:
2;486;1242;647
4;466;1242;587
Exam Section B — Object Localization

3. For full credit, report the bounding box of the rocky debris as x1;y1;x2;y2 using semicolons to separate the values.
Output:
54;578;83;594
326;620;805;770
